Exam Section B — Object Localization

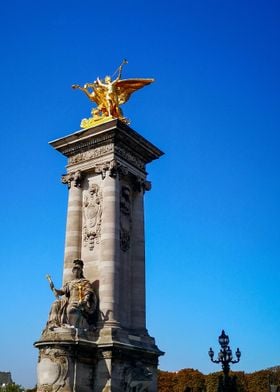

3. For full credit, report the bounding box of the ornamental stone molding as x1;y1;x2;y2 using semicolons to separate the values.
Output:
49;120;164;166
68;144;114;165
61;170;82;188
68;145;146;176
56;130;116;157
63;160;128;181
94;159;118;179
115;145;145;171
92;159;141;182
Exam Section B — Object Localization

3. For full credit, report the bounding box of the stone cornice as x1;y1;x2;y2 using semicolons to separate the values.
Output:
49;119;164;166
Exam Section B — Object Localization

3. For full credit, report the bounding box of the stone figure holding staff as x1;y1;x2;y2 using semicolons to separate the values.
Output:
46;259;97;330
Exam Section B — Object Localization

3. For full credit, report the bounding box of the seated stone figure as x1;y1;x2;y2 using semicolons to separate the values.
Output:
46;259;97;330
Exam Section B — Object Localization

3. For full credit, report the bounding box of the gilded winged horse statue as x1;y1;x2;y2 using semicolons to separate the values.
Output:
72;60;154;128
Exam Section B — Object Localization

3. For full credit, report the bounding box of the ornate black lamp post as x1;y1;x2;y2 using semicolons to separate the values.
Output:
209;330;241;391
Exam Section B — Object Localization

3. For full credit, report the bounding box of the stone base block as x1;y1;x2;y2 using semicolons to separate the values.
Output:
37;346;95;392
35;327;163;392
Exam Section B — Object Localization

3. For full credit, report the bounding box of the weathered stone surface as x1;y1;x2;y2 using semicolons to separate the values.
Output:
35;120;164;391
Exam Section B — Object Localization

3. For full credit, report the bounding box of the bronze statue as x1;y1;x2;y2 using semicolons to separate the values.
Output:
72;60;154;127
46;259;97;330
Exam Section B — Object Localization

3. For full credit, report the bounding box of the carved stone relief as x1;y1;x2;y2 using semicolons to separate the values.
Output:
93;159;128;180
83;183;102;250
122;362;152;392
61;130;115;156
68;144;114;165
67;143;146;174
94;159;118;179
120;185;132;252
44;259;98;331
64;158;144;187
115;145;145;171
37;348;69;392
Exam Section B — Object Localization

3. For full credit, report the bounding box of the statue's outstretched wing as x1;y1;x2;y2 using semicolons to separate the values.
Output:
115;78;154;105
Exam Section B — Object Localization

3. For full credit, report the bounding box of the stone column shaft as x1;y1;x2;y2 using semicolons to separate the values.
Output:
63;184;83;283
99;173;120;326
131;188;146;330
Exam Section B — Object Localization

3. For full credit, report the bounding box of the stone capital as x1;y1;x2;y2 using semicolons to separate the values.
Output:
61;170;83;188
132;177;152;192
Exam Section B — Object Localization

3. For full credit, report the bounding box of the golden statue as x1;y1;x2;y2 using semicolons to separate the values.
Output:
72;60;154;128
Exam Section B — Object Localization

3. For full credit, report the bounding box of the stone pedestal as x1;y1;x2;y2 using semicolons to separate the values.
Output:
35;119;164;391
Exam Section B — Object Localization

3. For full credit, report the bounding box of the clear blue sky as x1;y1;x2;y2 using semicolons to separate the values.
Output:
0;0;280;388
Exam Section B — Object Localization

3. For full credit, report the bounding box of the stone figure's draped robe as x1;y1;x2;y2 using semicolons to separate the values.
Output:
47;278;96;329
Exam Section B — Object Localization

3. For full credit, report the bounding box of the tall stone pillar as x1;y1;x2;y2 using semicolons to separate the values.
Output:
99;171;120;327
62;172;83;282
131;185;147;332
35;119;164;392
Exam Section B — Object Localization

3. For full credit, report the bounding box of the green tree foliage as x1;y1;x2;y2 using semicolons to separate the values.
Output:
0;385;24;392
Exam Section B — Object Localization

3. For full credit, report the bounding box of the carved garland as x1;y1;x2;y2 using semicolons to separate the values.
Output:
68;144;114;165
60;131;116;157
67;144;146;173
